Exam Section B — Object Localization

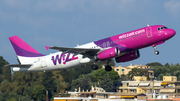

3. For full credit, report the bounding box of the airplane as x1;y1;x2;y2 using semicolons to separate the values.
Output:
7;25;176;72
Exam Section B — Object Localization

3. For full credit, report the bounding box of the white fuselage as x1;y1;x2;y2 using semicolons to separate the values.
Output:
13;42;99;72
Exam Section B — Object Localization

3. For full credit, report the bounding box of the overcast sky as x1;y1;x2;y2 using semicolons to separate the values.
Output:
0;0;180;67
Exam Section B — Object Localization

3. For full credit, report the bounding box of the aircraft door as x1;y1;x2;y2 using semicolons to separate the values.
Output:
107;41;110;47
146;27;152;37
103;42;106;48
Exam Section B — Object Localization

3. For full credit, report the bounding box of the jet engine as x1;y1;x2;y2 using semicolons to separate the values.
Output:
115;50;140;63
96;47;120;60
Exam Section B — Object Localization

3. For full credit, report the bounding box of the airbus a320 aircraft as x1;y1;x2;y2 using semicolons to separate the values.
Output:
8;25;175;72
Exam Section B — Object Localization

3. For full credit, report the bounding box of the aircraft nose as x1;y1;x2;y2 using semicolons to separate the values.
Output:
166;29;176;38
169;29;176;37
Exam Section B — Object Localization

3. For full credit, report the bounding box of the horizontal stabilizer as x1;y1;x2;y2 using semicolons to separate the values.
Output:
45;46;50;50
6;64;32;68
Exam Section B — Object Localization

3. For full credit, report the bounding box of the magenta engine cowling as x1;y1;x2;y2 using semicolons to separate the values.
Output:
115;50;140;63
97;47;120;60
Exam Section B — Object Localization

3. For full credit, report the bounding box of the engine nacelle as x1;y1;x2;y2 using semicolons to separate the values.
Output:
96;47;120;60
115;50;140;63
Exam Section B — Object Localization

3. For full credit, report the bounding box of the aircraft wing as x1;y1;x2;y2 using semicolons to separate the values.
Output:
46;46;101;57
6;64;32;68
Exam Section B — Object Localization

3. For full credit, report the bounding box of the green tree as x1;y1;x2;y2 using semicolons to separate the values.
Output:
158;73;164;80
93;68;120;92
165;63;170;67
52;71;66;93
120;74;129;81
12;72;31;94
0;56;11;82
146;62;163;67
100;74;114;92
147;62;180;80
60;60;115;90
93;68;120;82
60;64;93;84
0;96;5;101
71;74;92;91
0;74;4;83
6;91;18;101
174;70;180;78
32;85;46;101
165;72;171;76
40;72;56;100
86;72;97;83
0;80;10;93
7;97;17;101
23;85;34;99
127;68;149;80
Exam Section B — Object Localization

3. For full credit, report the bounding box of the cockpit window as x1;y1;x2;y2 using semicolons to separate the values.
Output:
158;26;168;31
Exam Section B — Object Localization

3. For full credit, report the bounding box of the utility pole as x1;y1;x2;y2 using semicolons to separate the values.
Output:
152;79;154;98
46;90;48;101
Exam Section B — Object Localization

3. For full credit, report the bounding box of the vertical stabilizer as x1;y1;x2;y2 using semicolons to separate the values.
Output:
9;36;44;64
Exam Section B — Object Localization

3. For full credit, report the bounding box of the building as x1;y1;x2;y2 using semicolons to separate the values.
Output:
116;76;180;96
56;76;180;100
112;65;131;76
68;86;115;99
54;97;99;101
133;76;147;81
108;93;146;100
61;86;147;100
112;63;154;78
163;76;177;81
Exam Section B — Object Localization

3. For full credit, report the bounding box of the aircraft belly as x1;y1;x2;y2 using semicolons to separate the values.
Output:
59;60;81;69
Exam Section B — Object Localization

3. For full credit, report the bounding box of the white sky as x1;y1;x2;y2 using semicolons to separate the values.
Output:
0;0;180;66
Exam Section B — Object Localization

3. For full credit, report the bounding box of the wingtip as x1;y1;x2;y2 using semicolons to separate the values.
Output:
5;65;10;67
45;46;50;50
9;35;18;40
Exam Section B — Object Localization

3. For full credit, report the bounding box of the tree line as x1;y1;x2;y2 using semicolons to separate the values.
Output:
146;62;180;80
125;62;180;81
1;55;180;101
0;56;119;101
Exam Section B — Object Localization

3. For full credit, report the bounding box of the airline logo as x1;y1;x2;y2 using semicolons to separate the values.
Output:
119;29;145;39
52;53;78;65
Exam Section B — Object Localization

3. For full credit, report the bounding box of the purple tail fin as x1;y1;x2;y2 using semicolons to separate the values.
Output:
9;36;44;57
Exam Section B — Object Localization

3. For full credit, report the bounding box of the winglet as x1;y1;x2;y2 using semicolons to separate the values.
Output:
45;46;50;50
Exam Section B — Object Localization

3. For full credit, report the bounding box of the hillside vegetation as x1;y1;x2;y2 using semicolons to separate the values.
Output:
0;56;179;101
